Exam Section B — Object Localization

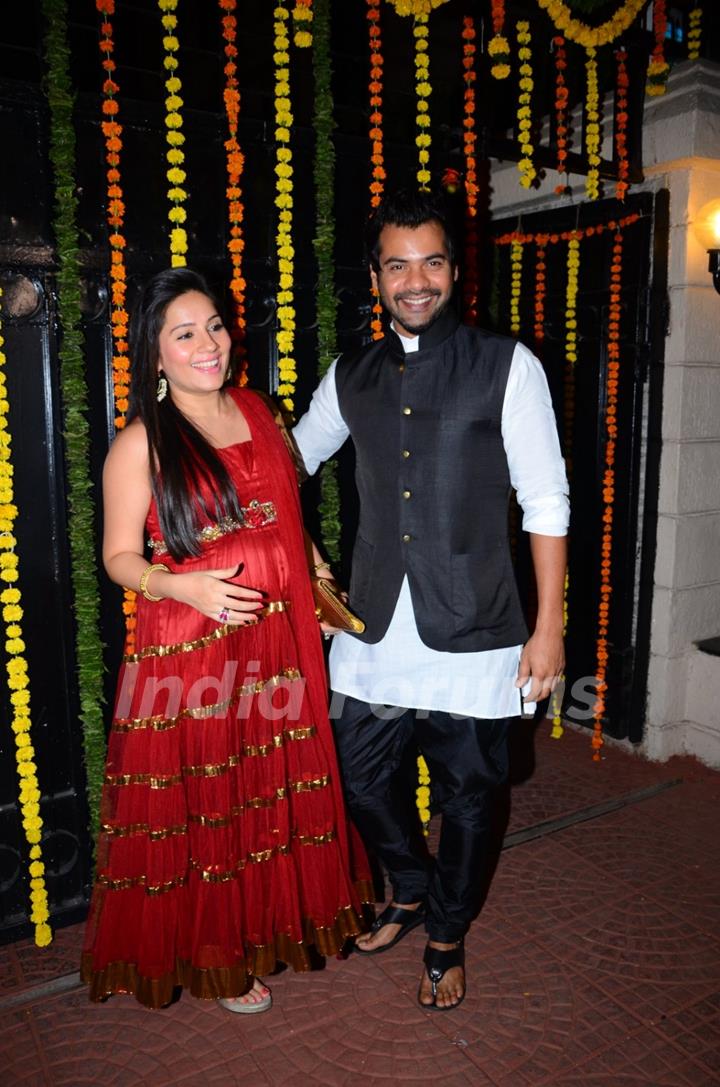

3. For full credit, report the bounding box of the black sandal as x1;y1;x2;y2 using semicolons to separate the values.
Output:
354;903;426;956
418;940;465;1011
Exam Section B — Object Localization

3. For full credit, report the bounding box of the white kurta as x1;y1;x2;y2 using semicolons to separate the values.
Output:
294;333;569;719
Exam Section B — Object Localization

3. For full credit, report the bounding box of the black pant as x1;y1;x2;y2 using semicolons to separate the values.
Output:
331;694;514;943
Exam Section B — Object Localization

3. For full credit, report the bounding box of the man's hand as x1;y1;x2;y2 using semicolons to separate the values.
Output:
515;628;565;703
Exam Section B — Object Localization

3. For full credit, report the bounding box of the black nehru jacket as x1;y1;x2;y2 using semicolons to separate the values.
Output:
335;305;528;653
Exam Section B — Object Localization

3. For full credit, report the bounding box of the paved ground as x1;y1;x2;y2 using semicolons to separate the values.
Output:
2;721;719;1086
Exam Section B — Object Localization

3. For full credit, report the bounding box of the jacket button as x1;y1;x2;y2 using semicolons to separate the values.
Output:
403;490;411;499
398;363;405;373
402;534;411;543
403;406;412;415
402;449;410;458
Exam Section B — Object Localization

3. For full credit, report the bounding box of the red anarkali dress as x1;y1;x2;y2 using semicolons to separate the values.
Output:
82;389;371;1007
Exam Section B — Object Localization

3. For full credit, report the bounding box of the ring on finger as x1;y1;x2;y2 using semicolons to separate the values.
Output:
218;607;230;624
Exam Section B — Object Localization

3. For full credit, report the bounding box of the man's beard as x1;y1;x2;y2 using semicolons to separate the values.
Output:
387;289;448;336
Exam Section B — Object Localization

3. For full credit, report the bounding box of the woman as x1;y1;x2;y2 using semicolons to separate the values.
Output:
81;268;371;1012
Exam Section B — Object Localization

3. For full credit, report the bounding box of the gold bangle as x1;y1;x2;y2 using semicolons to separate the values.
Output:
139;562;170;602
312;561;332;574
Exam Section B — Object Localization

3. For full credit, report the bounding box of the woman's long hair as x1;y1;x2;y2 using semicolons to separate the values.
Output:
127;267;243;561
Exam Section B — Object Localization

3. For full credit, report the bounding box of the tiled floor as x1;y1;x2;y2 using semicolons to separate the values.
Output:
2;722;719;1086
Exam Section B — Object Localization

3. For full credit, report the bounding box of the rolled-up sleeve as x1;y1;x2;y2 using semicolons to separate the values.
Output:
502;342;570;536
293;358;350;476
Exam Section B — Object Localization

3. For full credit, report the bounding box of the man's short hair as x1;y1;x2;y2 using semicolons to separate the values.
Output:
366;188;457;271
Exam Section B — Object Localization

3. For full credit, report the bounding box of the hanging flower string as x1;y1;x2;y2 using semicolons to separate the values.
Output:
495;213;640;249
688;8;702;62
368;0;385;340
462;16;478;324
96;1;128;431
413;13;432;189
510;237;523;334
516;21;535;190
535;0;646;49
646;0;669;97
534;241;547;350
0;291;52;947
159;0;188;267
593;228;624;760
584;46;601;200
96;0;136;654
273;4;298;413
553;35;569;194
489;0;510;79
292;0;313;47
615;48;629;201
551;231;580;739
387;0;449;14
218;0;248;381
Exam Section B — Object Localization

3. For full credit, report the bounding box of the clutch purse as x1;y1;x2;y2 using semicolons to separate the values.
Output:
311;577;365;634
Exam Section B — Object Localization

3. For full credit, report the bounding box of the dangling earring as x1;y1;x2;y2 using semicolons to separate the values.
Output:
156;373;168;403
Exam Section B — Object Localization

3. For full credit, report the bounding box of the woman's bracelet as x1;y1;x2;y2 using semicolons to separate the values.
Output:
139;562;170;602
312;561;332;574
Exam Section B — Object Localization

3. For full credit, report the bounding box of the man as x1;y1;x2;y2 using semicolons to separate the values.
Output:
294;188;568;1010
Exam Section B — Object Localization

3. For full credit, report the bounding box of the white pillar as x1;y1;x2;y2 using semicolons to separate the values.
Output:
642;60;720;765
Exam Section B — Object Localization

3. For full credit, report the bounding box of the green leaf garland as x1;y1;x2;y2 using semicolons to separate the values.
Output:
312;0;341;563
42;0;106;839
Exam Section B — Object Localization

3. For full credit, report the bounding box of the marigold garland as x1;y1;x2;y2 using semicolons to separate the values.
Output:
413;13;432;189
584;46;601;200
551;233;581;739
553;36;569;194
535;0;647;49
273;4;298;413
688;7;702;62
516;21;535;190
292;0;313;47
489;0;510;79
367;0;385;340
96;0;137;654
510;237;523;334
387;0;448;14
646;0;669;97
462;16;479;324
218;0;248;380
534;241;547;349
417;754;430;830
158;0;188;267
615;48;629;201
592;228;624;759
495;212;640;248
0;292;52;947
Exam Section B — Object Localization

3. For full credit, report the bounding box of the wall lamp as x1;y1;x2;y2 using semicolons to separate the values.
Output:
695;199;720;295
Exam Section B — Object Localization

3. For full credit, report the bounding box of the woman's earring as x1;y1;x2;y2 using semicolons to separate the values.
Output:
156;374;168;403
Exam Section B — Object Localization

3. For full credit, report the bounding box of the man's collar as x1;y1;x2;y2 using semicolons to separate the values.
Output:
385;304;460;359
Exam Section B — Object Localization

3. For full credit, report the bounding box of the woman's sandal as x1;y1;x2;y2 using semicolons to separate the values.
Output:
354;903;426;956
418;940;465;1011
218;980;272;1014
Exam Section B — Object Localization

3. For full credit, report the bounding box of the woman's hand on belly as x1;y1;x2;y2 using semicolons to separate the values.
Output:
163;563;265;624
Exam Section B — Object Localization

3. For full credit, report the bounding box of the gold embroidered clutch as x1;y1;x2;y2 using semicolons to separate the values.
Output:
311;577;365;634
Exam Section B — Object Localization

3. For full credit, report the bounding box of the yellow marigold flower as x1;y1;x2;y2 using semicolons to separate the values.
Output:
165;95;183;112
162;35;179;51
294;31;312;47
165;112;183;130
168;207;187;223
492;64;511;80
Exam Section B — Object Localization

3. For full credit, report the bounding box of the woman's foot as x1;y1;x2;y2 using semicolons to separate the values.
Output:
418;941;465;1010
218;978;272;1014
355;901;424;953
